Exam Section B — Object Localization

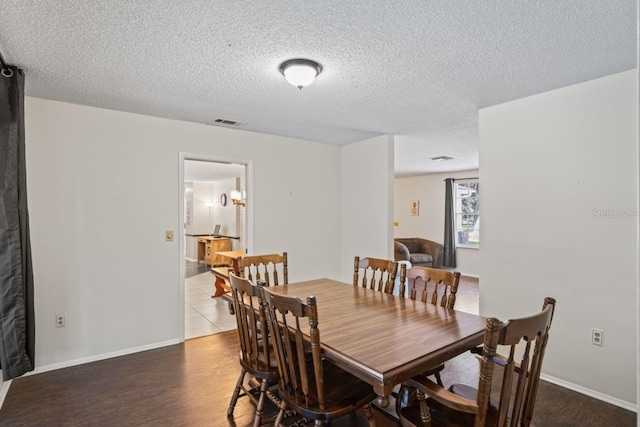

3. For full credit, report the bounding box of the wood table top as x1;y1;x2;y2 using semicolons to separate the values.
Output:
197;236;230;241
266;278;487;397
215;250;246;259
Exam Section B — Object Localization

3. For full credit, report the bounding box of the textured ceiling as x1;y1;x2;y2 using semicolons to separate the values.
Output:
0;1;636;177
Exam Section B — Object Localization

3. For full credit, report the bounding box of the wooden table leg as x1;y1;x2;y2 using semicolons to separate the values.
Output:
231;259;240;274
211;269;231;298
213;275;228;297
396;384;432;426
210;258;240;298
376;395;390;408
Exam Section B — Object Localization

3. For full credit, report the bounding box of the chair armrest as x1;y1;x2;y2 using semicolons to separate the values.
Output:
406;376;479;415
394;241;410;262
470;346;523;372
418;239;445;268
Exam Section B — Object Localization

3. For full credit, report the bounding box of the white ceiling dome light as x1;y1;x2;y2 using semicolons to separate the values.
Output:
279;59;323;90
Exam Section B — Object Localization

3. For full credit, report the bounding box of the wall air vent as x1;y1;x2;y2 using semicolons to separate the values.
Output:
430;156;455;161
213;118;246;127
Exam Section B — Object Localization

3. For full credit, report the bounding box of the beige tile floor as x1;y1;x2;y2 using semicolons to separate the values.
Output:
185;271;237;339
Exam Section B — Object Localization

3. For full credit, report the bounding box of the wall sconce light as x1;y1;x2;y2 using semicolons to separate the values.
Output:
205;200;214;208
230;190;245;206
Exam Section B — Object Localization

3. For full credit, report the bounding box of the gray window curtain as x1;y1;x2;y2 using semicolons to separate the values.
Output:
443;178;456;268
0;65;35;381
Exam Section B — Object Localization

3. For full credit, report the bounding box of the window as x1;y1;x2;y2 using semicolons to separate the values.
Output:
455;180;479;248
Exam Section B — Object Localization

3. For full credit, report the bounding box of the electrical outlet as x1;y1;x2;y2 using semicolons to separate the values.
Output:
591;328;603;346
165;230;174;242
56;314;65;328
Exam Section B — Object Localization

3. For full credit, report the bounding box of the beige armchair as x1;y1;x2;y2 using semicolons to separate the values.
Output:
394;238;444;268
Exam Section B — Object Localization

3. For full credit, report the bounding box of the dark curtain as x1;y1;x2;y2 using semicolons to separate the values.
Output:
443;178;456;268
0;66;35;381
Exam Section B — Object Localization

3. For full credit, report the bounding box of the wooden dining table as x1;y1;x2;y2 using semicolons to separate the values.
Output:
210;250;246;297
265;278;487;407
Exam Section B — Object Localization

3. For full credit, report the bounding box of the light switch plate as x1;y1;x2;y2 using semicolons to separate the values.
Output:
165;230;174;242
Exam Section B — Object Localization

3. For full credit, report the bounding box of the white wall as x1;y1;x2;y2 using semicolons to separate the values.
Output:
480;70;638;408
394;170;480;276
211;178;238;236
184;178;243;257
24;97;344;369
192;182;216;234
340;135;395;282
183;182;196;259
184;181;226;259
211;178;243;251
184;181;214;260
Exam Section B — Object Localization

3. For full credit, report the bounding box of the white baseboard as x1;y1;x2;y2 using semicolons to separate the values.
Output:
541;373;637;413
28;339;181;377
185;257;197;262
2;342;634;416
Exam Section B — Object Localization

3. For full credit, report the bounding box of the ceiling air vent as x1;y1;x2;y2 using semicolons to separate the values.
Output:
430;156;455;161
213;118;246;127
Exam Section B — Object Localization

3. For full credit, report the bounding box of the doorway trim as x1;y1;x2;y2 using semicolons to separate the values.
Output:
178;152;254;342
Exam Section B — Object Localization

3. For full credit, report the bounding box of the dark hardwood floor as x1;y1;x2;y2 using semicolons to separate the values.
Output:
1;331;634;426
1;276;635;426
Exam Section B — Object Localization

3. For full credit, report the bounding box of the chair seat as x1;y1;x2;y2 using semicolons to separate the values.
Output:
399;383;500;426
238;349;279;380
279;360;377;421
409;253;433;265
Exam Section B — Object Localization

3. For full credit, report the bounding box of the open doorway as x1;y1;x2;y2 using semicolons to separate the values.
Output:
184;160;246;266
179;154;252;340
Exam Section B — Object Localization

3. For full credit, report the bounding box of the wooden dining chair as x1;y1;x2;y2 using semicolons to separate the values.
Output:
394;265;462;416
261;286;378;426
227;272;287;426
396;265;461;388
398;297;557;427
398;265;461;308
238;252;288;286
353;256;398;293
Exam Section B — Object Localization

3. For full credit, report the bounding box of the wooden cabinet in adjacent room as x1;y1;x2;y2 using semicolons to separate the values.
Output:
196;237;231;266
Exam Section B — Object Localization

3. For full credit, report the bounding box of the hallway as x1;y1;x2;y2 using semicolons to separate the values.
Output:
184;260;236;339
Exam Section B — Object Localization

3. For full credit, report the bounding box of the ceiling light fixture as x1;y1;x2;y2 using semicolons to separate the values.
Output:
279;59;323;90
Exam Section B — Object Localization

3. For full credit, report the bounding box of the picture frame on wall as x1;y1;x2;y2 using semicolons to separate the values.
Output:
410;200;419;216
